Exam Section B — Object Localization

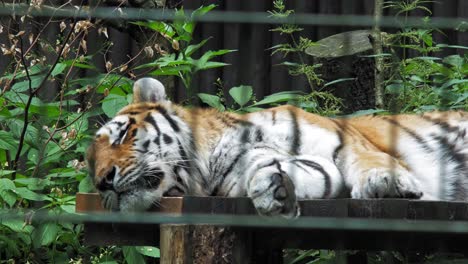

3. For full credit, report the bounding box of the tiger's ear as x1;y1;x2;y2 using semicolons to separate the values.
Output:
132;78;168;103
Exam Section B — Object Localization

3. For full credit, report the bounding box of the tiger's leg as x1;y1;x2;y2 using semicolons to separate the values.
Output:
336;146;423;199
246;155;343;218
246;158;299;218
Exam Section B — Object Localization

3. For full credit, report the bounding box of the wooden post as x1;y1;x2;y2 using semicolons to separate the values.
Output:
373;0;385;109
158;197;254;264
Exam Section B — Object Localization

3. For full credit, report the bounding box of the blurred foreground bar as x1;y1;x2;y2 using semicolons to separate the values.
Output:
76;193;468;263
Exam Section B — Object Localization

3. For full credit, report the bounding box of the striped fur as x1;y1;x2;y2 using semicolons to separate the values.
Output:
87;78;468;217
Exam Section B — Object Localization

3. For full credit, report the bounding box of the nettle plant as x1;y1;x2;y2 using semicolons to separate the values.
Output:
0;8;161;264
267;0;343;116
383;0;468;112
134;4;235;100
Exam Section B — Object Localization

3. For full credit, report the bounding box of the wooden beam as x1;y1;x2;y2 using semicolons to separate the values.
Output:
76;193;468;254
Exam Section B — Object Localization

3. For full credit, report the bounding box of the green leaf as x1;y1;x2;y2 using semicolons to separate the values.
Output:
251;91;302;107
421;33;433;47
242;107;265;113
185;38;210;57
0;234;20;258
13;187;50;201
15;178;50;191
323;78;356;88
443;55;464;69
345;109;387;117
197;93;225;111
131;21;175;38
123;246;146;264
199;49;236;61
439;79;468;90
0;131;17;152
0;170;15;177
11;75;44;92
1;190;17;207
135;246;160;258
229;85;253;107
102;94;129;118
51;63;67;77
79;176;95;193
1;219;27;233
452;92;468;105
0;178;15;191
386;83;405;94
437;44;468;50
32;222;60;247
60;204;76;213
0;178;17;207
191;4;216;19
196;61;230;71
150;65;193;76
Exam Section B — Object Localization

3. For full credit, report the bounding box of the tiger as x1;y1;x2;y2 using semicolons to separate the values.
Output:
86;77;468;218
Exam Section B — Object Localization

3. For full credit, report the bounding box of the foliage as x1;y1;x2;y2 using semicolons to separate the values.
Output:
0;3;160;263
268;0;342;116
198;84;341;116
134;4;236;99
269;0;323;89
382;0;468;112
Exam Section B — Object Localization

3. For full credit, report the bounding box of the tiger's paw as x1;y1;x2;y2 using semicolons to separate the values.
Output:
248;171;300;218
351;168;423;199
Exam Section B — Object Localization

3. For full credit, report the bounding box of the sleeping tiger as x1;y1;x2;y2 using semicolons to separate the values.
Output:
87;77;468;217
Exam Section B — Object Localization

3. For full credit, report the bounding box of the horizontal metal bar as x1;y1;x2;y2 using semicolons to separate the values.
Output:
4;210;468;234
0;4;466;29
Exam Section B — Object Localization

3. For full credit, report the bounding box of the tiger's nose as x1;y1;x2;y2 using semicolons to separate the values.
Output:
97;166;116;191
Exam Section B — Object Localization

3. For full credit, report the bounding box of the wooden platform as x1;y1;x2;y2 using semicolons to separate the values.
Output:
76;193;468;263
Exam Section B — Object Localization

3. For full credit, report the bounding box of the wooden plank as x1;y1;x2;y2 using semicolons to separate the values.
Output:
76;194;468;253
76;192;160;246
348;199;409;219
299;199;348;217
407;200;450;220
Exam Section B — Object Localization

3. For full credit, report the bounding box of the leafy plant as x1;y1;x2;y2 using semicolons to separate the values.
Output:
134;4;236;99
267;0;342;116
382;0;468;112
0;3;161;263
268;0;323;89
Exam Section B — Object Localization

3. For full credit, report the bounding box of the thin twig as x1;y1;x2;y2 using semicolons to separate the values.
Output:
11;18;79;179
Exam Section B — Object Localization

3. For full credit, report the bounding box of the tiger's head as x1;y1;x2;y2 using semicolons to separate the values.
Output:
87;78;191;211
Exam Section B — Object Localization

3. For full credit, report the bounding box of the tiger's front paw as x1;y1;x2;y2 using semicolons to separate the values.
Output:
248;171;300;218
351;168;423;199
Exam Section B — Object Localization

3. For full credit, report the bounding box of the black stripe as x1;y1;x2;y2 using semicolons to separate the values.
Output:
241;128;250;143
155;105;180;132
163;133;173;144
114;123;131;145
144;113;160;134
173;166;189;191
382;117;434;153
142;140;150;151
225;182;238;196
271;110;277;125
255;128;264;142
176;139;189;167
289;110;301;155
333;130;344;162
219;146;274;188
144;113;162;148
292;159;331;198
110;121;125;126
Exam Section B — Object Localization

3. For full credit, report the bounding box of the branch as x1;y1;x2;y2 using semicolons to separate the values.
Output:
11;18;78;179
